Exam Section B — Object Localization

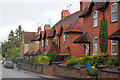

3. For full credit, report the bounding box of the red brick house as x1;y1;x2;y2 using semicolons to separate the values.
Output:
21;1;120;60
46;10;85;58
73;1;120;59
21;32;38;58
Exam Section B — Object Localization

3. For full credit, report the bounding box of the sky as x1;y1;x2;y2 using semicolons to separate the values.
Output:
0;0;82;42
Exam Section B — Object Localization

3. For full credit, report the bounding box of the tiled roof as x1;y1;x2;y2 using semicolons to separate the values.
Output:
79;1;109;17
46;29;53;38
73;32;90;43
109;29;120;40
34;49;41;55
23;32;38;44
79;7;89;18
59;46;71;56
47;29;55;38
47;11;82;36
65;18;83;33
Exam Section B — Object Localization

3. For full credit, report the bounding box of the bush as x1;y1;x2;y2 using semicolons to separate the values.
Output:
87;68;98;76
115;66;120;70
16;57;22;62
34;55;50;66
66;53;108;67
105;58;119;66
66;58;79;66
47;52;64;63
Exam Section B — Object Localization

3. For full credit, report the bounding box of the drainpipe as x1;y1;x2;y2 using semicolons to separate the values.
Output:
89;42;90;56
59;36;60;52
44;39;45;52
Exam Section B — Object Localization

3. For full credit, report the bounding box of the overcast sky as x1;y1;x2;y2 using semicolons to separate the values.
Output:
0;0;82;42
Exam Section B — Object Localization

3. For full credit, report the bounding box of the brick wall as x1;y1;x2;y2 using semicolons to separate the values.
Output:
43;65;53;75
56;65;87;78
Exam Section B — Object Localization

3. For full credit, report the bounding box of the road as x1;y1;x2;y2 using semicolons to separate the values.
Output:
0;61;40;79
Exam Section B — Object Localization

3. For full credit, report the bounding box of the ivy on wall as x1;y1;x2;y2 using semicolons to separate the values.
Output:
99;19;108;53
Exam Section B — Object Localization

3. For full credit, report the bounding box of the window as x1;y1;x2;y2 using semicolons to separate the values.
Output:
84;44;89;56
63;33;65;44
93;10;98;27
111;3;117;22
55;36;58;45
42;39;44;47
46;38;48;46
111;40;117;56
93;37;98;55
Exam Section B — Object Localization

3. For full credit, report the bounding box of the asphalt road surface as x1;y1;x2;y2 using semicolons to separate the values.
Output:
0;61;40;79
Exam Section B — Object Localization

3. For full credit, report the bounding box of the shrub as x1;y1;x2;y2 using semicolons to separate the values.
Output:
16;57;22;62
65;56;71;61
47;52;64;62
66;53;108;67
34;55;50;66
66;58;78;66
115;66;120;70
87;68;98;76
105;58;119;66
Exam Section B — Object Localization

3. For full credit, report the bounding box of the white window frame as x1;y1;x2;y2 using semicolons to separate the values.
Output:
55;36;58;45
111;40;117;56
63;33;65;44
42;39;44;47
111;3;117;22
93;10;98;27
93;37;98;55
46;38;48;47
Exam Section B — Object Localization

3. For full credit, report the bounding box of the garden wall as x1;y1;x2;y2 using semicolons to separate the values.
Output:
99;69;120;79
20;62;87;78
56;64;87;78
97;66;120;79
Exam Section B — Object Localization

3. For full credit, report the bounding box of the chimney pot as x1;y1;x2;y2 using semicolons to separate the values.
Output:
38;26;41;34
61;10;70;19
44;24;50;30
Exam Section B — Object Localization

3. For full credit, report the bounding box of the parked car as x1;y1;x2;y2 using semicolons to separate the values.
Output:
3;60;14;69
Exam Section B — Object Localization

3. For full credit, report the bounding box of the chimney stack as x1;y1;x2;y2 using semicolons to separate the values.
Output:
38;26;41;34
44;24;50;30
80;0;90;11
61;10;70;19
80;1;83;11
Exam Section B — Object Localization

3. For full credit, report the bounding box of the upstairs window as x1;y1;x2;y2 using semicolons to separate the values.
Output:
111;3;117;22
93;37;98;55
46;38;48;47
93;10;98;27
111;40;117;56
63;33;65;44
55;36;58;45
42;39;44;47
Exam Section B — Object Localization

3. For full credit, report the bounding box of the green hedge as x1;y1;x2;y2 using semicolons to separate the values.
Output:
66;53;108;67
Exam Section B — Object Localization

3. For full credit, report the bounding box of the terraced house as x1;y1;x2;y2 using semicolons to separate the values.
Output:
73;0;120;60
21;0;120;60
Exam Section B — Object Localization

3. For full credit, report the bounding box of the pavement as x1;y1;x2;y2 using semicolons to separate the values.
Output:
15;68;64;79
15;68;80;80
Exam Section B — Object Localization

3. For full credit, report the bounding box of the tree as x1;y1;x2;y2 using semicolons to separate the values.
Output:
1;25;24;61
99;19;108;53
15;25;24;47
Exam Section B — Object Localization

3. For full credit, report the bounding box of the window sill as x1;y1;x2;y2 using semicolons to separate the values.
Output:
111;53;117;56
110;20;117;23
92;25;98;28
92;53;97;55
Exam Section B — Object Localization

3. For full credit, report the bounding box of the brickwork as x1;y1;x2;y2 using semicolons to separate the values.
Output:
82;2;119;58
43;65;53;75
